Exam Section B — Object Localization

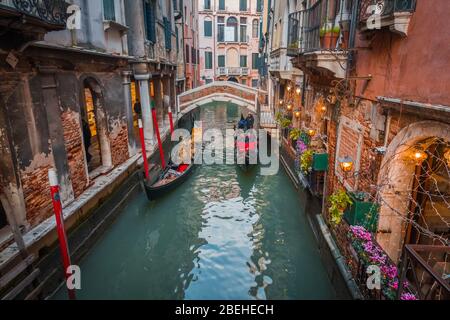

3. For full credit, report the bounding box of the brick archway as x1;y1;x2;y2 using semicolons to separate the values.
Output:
376;121;450;263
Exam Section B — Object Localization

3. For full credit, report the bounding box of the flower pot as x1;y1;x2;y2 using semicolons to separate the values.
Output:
320;32;338;50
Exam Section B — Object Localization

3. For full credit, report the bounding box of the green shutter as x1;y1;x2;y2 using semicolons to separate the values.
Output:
219;0;225;10
205;52;212;69
144;0;156;43
252;53;259;69
239;0;247;11
218;55;225;67
257;0;262;12
103;0;115;21
204;21;212;37
240;55;247;67
164;17;172;50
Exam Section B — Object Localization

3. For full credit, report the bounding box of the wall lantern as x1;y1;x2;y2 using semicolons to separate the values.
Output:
287;104;293;111
321;105;327;112
339;156;354;173
307;129;316;137
279;100;284;106
287;85;292;92
411;147;428;163
295;111;301;118
296;87;301;95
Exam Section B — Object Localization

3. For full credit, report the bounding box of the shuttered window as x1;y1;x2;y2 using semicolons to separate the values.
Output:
205;52;213;69
240;55;247;68
144;0;156;43
204;0;211;10
252;53;260;69
239;0;247;11
163;17;172;50
256;0;263;12
218;55;225;67
219;0;225;10
185;45;190;63
103;0;116;21
204;20;212;37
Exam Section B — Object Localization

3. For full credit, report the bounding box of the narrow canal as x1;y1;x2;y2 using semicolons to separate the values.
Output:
54;103;336;300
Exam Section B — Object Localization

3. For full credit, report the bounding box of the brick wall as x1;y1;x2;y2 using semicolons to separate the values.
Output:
110;124;129;166
21;164;53;227
61;110;88;198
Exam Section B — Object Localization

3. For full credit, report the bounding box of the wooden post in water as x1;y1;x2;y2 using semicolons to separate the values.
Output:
138;119;150;180
48;169;76;300
152;107;166;169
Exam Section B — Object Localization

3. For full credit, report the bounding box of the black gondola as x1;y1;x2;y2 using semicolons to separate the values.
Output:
144;161;195;200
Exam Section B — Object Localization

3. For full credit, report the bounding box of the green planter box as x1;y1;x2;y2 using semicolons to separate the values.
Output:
313;153;329;171
344;193;380;233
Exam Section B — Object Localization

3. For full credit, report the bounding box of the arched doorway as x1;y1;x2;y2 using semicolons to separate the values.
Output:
81;78;112;174
228;77;239;83
226;17;238;42
377;121;450;262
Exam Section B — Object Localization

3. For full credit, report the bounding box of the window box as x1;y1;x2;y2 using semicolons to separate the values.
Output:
344;192;379;233
312;153;328;172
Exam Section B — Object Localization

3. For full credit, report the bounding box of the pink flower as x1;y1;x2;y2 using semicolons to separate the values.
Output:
350;226;372;242
401;293;418;301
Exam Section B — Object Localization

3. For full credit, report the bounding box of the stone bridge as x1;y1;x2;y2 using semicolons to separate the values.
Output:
177;81;260;115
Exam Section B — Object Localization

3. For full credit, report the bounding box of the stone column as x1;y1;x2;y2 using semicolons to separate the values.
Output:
135;73;154;143
122;71;137;156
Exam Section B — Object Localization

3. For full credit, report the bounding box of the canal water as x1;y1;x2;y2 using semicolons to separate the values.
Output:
54;103;336;300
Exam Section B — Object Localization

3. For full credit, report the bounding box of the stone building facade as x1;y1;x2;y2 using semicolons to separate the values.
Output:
267;0;450;299
0;0;181;296
198;0;263;87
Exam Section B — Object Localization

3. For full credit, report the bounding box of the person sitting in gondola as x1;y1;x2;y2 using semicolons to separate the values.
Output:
238;114;248;131
246;114;255;129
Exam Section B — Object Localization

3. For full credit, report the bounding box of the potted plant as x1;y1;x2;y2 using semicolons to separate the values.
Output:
320;22;339;50
289;128;301;141
300;149;314;174
328;189;353;225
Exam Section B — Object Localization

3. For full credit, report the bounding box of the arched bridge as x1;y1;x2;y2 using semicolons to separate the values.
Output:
177;81;260;115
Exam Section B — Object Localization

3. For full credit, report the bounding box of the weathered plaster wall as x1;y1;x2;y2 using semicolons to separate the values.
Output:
354;0;450;106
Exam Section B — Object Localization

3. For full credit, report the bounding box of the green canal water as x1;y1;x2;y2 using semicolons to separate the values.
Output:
54;103;336;300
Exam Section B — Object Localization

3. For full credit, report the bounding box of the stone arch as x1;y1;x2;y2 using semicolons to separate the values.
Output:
80;76;112;174
376;120;450;263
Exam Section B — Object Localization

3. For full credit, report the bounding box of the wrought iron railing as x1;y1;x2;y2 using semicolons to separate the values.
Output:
2;0;70;26
359;0;417;21
287;0;351;55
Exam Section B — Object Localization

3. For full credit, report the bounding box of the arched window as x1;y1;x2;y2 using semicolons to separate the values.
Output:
226;17;238;42
252;19;259;38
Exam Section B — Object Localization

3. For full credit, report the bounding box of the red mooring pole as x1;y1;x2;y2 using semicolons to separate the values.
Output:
168;106;174;135
48;169;76;300
138;119;150;180
151;107;166;169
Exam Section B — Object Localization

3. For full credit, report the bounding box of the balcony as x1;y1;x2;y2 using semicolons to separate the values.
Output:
287;0;351;79
0;0;69;31
216;67;249;77
359;0;416;37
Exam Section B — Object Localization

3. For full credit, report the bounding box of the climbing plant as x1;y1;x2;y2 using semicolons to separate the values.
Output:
329;189;353;225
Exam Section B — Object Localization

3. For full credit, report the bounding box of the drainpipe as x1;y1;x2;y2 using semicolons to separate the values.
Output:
346;0;360;78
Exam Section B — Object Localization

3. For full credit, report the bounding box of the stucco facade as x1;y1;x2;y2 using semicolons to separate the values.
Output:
198;0;263;87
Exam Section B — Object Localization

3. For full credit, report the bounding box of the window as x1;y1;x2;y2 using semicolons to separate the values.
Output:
103;0;116;21
240;18;247;42
241;79;247;85
205;52;213;69
252;79;258;88
240;55;247;68
204;20;212;37
218;55;225;67
256;0;262;12
144;0;156;42
185;44;190;63
205;78;213;84
204;0;211;10
252;53;260;69
218;0;225;10
239;0;247;11
163;17;172;50
252;19;259;38
226;17;238;42
192;47;197;64
218;17;225;42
